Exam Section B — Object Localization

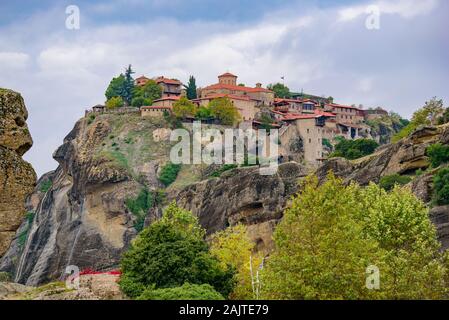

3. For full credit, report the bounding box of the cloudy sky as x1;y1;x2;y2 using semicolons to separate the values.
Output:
0;0;448;177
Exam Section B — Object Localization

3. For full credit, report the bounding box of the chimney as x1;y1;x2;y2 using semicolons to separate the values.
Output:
256;83;262;88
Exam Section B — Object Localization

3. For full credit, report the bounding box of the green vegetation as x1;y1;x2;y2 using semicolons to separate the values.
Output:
119;202;235;299
426;143;449;168
137;283;224;300
18;211;35;248
433;167;449;206
125;188;155;232
366;112;409;144
393;97;444;142
322;138;332;149
133;79;162;106
172;97;197;119
330;138;379;160
0;272;11;282
196;106;213;120
106;96;124;109
259;114;274;130
267;83;291;98
39;179;52;193
210;224;263;299
209;164;238;177
87;114;96;125
183;75;198;100
208;97;241;126
122;64;135;105
105;74;125;101
158;162;182;186
261;173;448;299
379;174;412;191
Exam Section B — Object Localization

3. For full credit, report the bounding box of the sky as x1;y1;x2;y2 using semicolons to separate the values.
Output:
0;0;448;177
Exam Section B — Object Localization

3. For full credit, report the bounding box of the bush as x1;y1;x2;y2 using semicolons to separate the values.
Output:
125;188;154;232
137;283;224;300
0;272;11;282
209;164;238;177
426;143;449;168
379;174;412;191
158;162;182;186
330;138;379;160
106;96;124;109
39;180;52;193
433;167;449;205
119;202;235;299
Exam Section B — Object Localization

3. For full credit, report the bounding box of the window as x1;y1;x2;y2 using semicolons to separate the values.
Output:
307;128;310;133
309;138;311;143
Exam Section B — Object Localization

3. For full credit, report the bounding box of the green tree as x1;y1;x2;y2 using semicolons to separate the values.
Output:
208;97;241;125
433;167;449;206
105;74;125;101
267;83;291;98
106;96;124;109
137;283;224;300
393;97;444;142
379;174;412;191
196;106;213;120
122;64;135;105
330;138;379;160
119;202;235;298
210;224;263;300
134;79;162;102
131;96;153;108
183;75;197;100
426;143;449;168
172;97;197;119
261;173;448;299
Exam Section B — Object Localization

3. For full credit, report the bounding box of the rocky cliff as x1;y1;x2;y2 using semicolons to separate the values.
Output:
0;89;36;257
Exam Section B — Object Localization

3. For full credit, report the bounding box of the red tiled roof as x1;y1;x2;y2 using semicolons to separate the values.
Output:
155;77;182;85
195;93;254;102
327;103;361;110
314;109;336;117
141;105;172;110
153;96;181;102
202;83;273;93
280;113;319;121
218;72;237;78
136;75;149;81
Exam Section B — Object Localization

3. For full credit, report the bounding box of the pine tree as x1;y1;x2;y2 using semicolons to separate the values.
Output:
122;64;135;106
183;75;197;100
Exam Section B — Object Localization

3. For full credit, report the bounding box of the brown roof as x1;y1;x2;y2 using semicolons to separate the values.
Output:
155;77;182;85
153;96;181;102
218;72;237;78
203;83;273;94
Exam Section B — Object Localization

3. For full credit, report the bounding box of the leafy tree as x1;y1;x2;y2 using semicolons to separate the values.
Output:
267;83;291;98
122;64;135;105
137;283;224;300
172;97;197;119
119;202;235;298
433;167;449;205
208;97;241;126
379;174;412;191
259;114;274;130
210;224;263;299
134;79;162;102
196;106;213;120
426;143;449;168
106;96;124;109
125;188;154;232
131;96;153;108
330;138;379;160
158;162;182;186
393;97;444;142
105;74;125;101
261;173;448;299
183;75;198;100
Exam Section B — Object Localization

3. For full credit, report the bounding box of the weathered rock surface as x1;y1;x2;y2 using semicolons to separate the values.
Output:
0;89;36;257
174;162;308;251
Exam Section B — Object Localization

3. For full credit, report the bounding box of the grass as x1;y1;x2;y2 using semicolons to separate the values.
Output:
39;180;52;193
158;162;182;187
18;211;35;248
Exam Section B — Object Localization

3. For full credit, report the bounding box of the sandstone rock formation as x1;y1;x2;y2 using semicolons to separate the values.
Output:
0;89;36;257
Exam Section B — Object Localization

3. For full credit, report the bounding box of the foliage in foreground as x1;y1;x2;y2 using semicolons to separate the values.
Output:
261;173;448;299
137;283;224;300
119;202;235;299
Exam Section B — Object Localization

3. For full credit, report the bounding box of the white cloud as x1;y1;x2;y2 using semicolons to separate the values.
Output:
0;51;29;70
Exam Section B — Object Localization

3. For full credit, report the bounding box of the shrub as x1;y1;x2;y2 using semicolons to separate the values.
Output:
87;114;96;125
330;138;379;160
39;180;52;193
119;202;235;298
379;174;412;191
0;272;11;282
158;162;182;186
209;164;238;177
137;283;224;300
106;96;124;109
433;167;449;205
426;143;449;168
125;188;154;232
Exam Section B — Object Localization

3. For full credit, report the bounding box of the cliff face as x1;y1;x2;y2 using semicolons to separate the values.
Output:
0;89;36;257
316;124;449;249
